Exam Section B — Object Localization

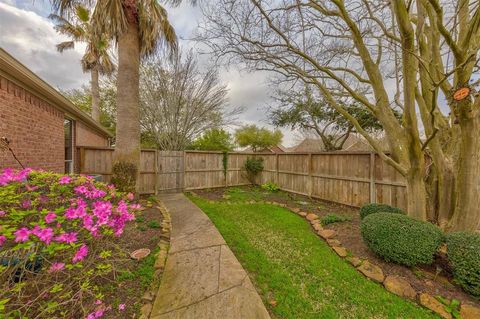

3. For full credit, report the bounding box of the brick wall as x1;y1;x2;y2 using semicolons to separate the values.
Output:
0;76;64;172
76;121;109;147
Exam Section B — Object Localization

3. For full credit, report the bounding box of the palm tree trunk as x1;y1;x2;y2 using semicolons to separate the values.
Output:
113;20;141;190
91;68;101;122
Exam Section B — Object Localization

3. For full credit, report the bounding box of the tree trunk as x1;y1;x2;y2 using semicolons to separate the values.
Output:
436;164;455;229
91;68;101;122
405;171;428;221
448;116;480;232
113;20;141;190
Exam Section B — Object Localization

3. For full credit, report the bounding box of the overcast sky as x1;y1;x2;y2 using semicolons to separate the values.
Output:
0;0;299;146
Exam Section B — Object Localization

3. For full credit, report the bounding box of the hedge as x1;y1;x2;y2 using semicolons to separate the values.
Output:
361;213;444;266
446;232;480;297
359;203;405;220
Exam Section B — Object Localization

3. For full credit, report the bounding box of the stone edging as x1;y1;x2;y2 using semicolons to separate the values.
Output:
279;203;479;319
138;201;172;319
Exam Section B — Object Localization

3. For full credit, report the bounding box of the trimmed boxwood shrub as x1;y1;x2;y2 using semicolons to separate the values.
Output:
359;203;404;220
361;213;444;266
446;232;480;297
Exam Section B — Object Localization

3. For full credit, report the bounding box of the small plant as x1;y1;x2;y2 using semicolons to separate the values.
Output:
135;216;146;223
111;161;138;193
243;157;264;184
359;203;404;220
321;213;352;226
446;232;480;297
138;225;147;232
147;220;161;229
261;181;280;192
435;296;461;318
361;213;444;266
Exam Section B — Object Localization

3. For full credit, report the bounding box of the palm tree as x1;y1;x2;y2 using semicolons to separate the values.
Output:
51;0;178;191
50;5;115;122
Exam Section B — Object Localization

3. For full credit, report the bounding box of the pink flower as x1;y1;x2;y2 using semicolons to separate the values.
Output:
25;184;38;191
0;235;6;246
118;304;126;311
95;300;103;305
48;262;65;272
14;227;30;242
32;226;54;244
72;244;88;263
45;212;56;223
58;175;71;184
55;232;77;244
0;210;5;217
21;199;31;209
127;192;134;201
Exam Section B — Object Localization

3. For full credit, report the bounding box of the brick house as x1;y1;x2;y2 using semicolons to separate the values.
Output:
0;48;112;173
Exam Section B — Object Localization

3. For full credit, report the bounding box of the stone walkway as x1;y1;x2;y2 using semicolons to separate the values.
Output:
150;193;271;319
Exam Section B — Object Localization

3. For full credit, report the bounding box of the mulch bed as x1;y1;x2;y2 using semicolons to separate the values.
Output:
102;199;164;318
194;186;479;307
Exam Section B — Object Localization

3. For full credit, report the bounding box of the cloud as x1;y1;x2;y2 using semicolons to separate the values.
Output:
0;2;88;90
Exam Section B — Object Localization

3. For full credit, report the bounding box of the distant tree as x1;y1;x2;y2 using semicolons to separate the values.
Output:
140;51;241;150
271;88;388;151
235;125;283;152
62;77;117;135
190;128;234;151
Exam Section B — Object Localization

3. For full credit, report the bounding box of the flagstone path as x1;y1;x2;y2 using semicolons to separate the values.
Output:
150;193;271;319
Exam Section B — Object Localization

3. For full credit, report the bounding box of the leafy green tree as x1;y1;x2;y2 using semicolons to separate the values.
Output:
272;89;390;151
235;125;283;152
190;128;234;151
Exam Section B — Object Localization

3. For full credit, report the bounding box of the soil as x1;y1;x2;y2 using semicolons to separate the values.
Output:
194;186;479;306
102;198;164;318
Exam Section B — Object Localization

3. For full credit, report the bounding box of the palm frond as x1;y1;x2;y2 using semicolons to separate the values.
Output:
92;0;128;41
138;0;178;57
56;41;75;52
76;5;90;23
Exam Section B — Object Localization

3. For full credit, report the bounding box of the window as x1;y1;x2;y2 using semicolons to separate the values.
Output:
64;119;73;173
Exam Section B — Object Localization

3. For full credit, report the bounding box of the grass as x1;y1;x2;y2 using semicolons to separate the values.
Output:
118;247;160;288
188;196;439;319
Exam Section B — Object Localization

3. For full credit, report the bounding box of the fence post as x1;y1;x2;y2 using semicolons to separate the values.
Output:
154;150;159;195
308;153;313;197
369;153;376;203
182;151;187;191
275;153;279;184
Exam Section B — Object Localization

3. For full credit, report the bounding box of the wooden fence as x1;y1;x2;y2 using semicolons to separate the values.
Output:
76;147;407;210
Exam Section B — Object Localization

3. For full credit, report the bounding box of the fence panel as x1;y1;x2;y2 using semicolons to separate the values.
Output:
77;148;407;209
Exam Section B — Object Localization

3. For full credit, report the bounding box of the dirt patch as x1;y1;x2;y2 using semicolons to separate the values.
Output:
193;186;479;306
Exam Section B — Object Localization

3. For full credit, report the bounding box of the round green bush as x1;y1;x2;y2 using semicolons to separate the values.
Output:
446;232;480;297
359;203;404;220
361;213;444;266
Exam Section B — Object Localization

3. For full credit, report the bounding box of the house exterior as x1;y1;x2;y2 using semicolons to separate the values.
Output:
240;144;287;153
289;135;390;153
0;48;112;173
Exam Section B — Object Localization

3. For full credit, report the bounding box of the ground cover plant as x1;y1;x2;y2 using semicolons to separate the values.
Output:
188;193;439;319
0;168;162;318
321;213;352;226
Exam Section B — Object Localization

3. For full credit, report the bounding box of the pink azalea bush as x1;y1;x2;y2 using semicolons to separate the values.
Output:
0;168;140;318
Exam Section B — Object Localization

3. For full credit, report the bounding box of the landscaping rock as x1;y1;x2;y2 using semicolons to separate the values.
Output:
346;256;362;267
306;213;318;221
291;207;300;213
318;229;337;239
383;276;416;300
460;304;480;319
332;246;347;257
299;212;308;217
357;260;384;283
419;293;452;319
140;303;153;318
142;291;154;302
312;223;323;232
310;219;320;225
326;239;341;246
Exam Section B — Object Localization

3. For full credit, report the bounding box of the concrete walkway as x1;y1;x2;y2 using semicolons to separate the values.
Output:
150;193;271;319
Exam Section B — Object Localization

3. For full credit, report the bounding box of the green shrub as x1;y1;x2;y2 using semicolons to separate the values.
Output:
261;181;280;192
321;213;352;226
359;203;404;220
111;161;138;193
147;220;161;229
243;157;264;184
446;232;480;297
361;213;444;266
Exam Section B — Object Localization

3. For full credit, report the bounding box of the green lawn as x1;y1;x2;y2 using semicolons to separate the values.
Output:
188;195;439;319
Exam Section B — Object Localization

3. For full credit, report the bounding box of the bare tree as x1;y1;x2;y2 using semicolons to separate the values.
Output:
198;0;480;231
139;51;241;150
